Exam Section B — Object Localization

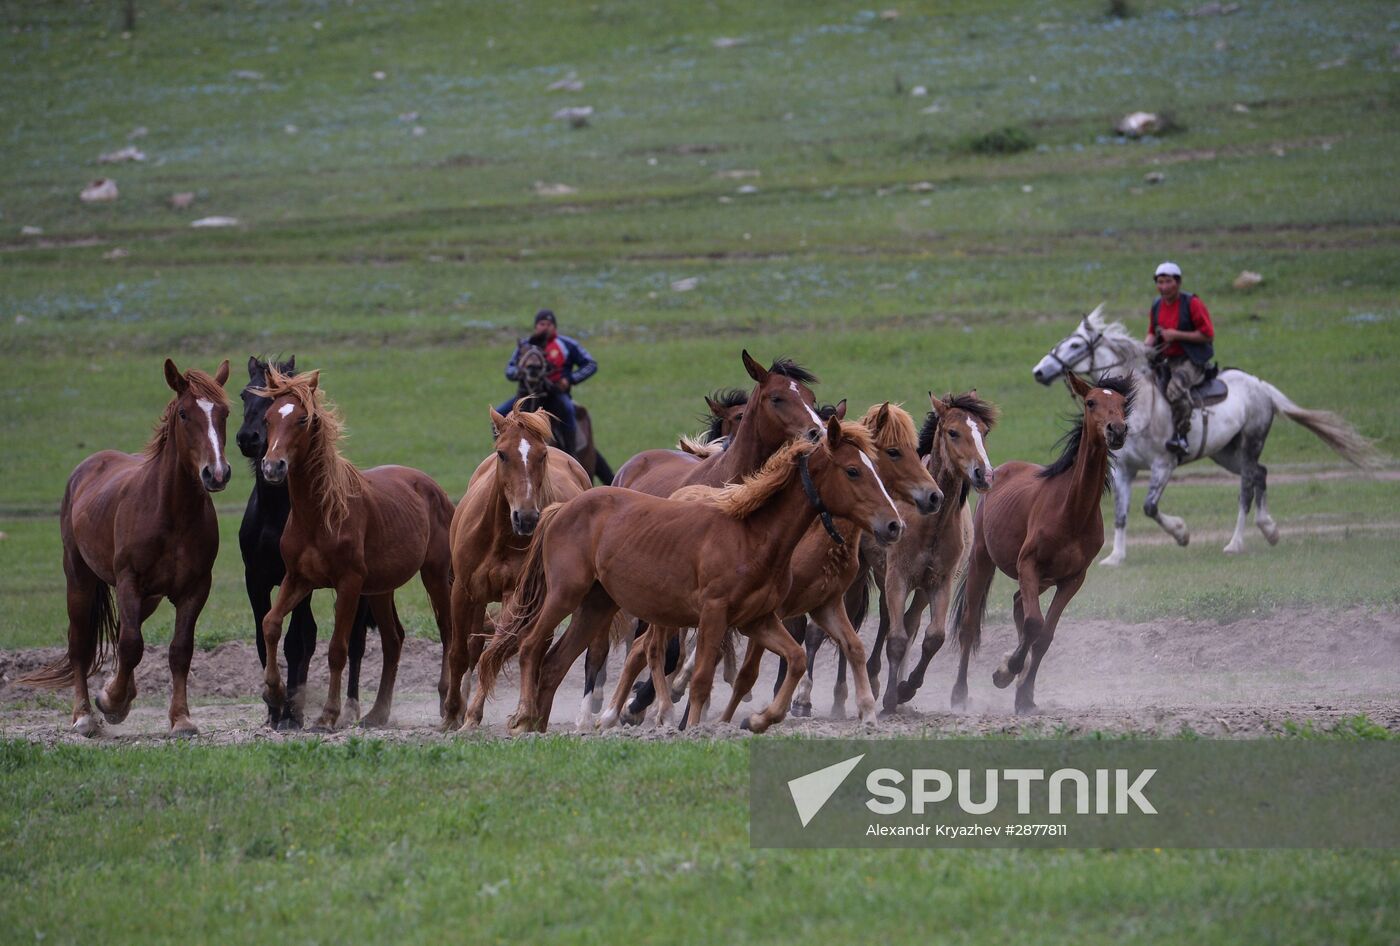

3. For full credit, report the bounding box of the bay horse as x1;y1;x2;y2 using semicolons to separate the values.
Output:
236;355;376;729
859;391;1000;715
632;401;941;730
255;368;454;730
512;341;613;485
441;405;592;731
21;359;232;737
950;372;1133;714
478;417;905;735
1033;306;1376;563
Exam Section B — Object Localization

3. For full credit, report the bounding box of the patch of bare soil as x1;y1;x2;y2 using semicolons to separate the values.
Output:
1;607;1396;746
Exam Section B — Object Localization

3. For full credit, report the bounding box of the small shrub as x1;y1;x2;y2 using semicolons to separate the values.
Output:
966;125;1035;156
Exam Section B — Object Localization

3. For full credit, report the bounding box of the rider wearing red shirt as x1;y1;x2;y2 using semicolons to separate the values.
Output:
1144;261;1215;456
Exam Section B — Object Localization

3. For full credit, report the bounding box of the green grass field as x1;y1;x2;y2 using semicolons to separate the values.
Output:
3;1;1399;941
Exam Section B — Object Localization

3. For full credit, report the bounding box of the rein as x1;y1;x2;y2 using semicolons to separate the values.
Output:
798;452;844;546
1048;330;1130;379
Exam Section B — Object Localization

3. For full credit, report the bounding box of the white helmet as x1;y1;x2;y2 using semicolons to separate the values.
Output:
1155;261;1182;278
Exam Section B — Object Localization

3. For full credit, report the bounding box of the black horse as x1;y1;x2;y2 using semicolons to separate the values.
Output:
236;356;375;729
513;341;613;485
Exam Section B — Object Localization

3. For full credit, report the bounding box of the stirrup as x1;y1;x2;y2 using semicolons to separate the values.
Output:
1165;435;1189;457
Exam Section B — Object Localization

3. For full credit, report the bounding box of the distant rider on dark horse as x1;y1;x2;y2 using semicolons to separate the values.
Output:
498;309;598;454
1145;261;1215;457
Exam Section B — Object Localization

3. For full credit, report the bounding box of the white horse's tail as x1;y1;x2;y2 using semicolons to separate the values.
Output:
1261;381;1380;468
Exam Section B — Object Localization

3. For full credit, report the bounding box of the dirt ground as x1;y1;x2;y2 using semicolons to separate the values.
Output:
1;606;1397;745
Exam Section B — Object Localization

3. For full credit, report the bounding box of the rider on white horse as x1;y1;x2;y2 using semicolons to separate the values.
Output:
1146;262;1215;457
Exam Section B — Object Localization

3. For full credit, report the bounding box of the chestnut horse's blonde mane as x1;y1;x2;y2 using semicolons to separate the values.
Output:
495;410;562;507
858;402;918;452
143;369;230;461
254;367;366;529
673;422;875;519
677;434;724;458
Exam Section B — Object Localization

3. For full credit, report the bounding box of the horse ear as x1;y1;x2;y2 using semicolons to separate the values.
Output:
1066;372;1092;400
285;355;296;373
704;395;722;416
214;359;230;387
490;407;507;438
164;358;187;393
742;349;768;384
834;398;848;420
825;414;842;450
305;370;320;393
247;355;262;379
929;391;948;417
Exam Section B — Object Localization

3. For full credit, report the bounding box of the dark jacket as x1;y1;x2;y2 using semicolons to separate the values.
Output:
504;334;598;387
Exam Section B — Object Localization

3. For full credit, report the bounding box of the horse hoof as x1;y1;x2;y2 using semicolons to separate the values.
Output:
991;668;1015;689
1263;526;1280;546
1223;543;1244;555
94;691;130;725
1099;555;1123;567
741;714;772;733
361;713;390;729
896;681;918;704
72;714;100;738
1015;701;1040;716
169;718;199;739
342;699;362;726
878;707;900;720
276;715;303;732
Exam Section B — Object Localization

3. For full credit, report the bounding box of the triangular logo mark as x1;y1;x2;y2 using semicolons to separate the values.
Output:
787;754;865;828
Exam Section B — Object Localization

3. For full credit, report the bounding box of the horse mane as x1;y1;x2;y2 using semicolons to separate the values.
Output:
1084;309;1154;370
496;411;561;505
859;402;918;452
673;421;874;519
700;388;747;443
916;392;1000;458
144;369;230;461
768;358;819;385
678;435;725;458
1037;374;1136;485
254;367;366;528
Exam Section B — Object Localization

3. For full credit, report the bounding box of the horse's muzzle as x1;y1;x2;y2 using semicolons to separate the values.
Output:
1032;367;1055;385
1107;425;1128;450
973;466;995;492
202;462;232;493
511;509;540;536
873;516;904;546
260;458;288;484
913;486;943;516
235;429;264;459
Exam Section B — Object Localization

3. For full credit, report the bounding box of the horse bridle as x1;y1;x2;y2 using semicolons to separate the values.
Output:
798;451;844;546
1044;329;1128;379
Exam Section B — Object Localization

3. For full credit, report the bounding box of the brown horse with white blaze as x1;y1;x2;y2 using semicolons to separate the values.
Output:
950;373;1133;714
442;406;591;730
255;368;455;730
21;359;232;737
479;417;905;734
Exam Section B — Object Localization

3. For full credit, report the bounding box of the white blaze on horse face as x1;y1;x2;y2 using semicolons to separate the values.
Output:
278;403;295;417
858;450;901;521
196;398;224;469
965;417;992;476
518;437;531;498
791;380;823;428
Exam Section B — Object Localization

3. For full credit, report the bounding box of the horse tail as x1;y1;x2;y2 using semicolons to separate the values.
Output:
476;504;564;696
1261;381;1380;467
950;569;986;656
20;581;118;689
844;563;875;631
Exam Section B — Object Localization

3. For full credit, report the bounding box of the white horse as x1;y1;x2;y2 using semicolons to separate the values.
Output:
1033;305;1376;564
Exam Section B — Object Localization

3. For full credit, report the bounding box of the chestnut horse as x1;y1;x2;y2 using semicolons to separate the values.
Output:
644;402;942;729
22;360;232;737
442;406;592;730
255;368;454;730
861;391;1000;714
478;417;905;734
950;373;1133;714
235;355;376;729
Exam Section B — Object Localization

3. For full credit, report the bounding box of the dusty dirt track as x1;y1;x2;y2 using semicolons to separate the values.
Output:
2;606;1397;745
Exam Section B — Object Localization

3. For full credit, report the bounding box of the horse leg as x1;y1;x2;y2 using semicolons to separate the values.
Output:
739;615;807;734
310;574;365;732
600;625;654;729
418;559;454;717
809;596;877;725
1252;462;1279;545
165;578;211;737
865;569;890;699
1014;573;1084;714
669;629;696;701
528;589;619;734
1223;467;1255;555
576;638;609;730
259;574;313;723
898;584;950;705
683;605;731;730
951;541;995;712
361;594;401;728
1143;455;1188;546
645;626;679;728
623;618;658;722
245;571;272;670
994;566;1044;690
280;595;317;730
342;598;375;727
789;616;814;718
443;574;476;729
878;570;913;717
833;650;848;719
720;636;766;724
61;550;104;737
1101;464;1135;566
94;579;147;725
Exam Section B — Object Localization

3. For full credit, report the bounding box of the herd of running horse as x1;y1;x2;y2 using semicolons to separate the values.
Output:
24;308;1374;738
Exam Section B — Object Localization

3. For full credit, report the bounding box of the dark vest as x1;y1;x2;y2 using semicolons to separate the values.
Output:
1152;293;1214;365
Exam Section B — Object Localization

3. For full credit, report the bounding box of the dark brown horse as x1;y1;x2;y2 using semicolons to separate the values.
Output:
442;406;592;731
478;417;905;735
950;373;1133;714
512;341;613;485
255;368;455;730
22;360;232;737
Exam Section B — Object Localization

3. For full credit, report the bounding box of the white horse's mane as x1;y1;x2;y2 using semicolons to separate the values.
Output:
1082;305;1153;371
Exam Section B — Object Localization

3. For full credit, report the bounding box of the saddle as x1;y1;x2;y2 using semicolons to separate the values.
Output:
1152;360;1229;408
